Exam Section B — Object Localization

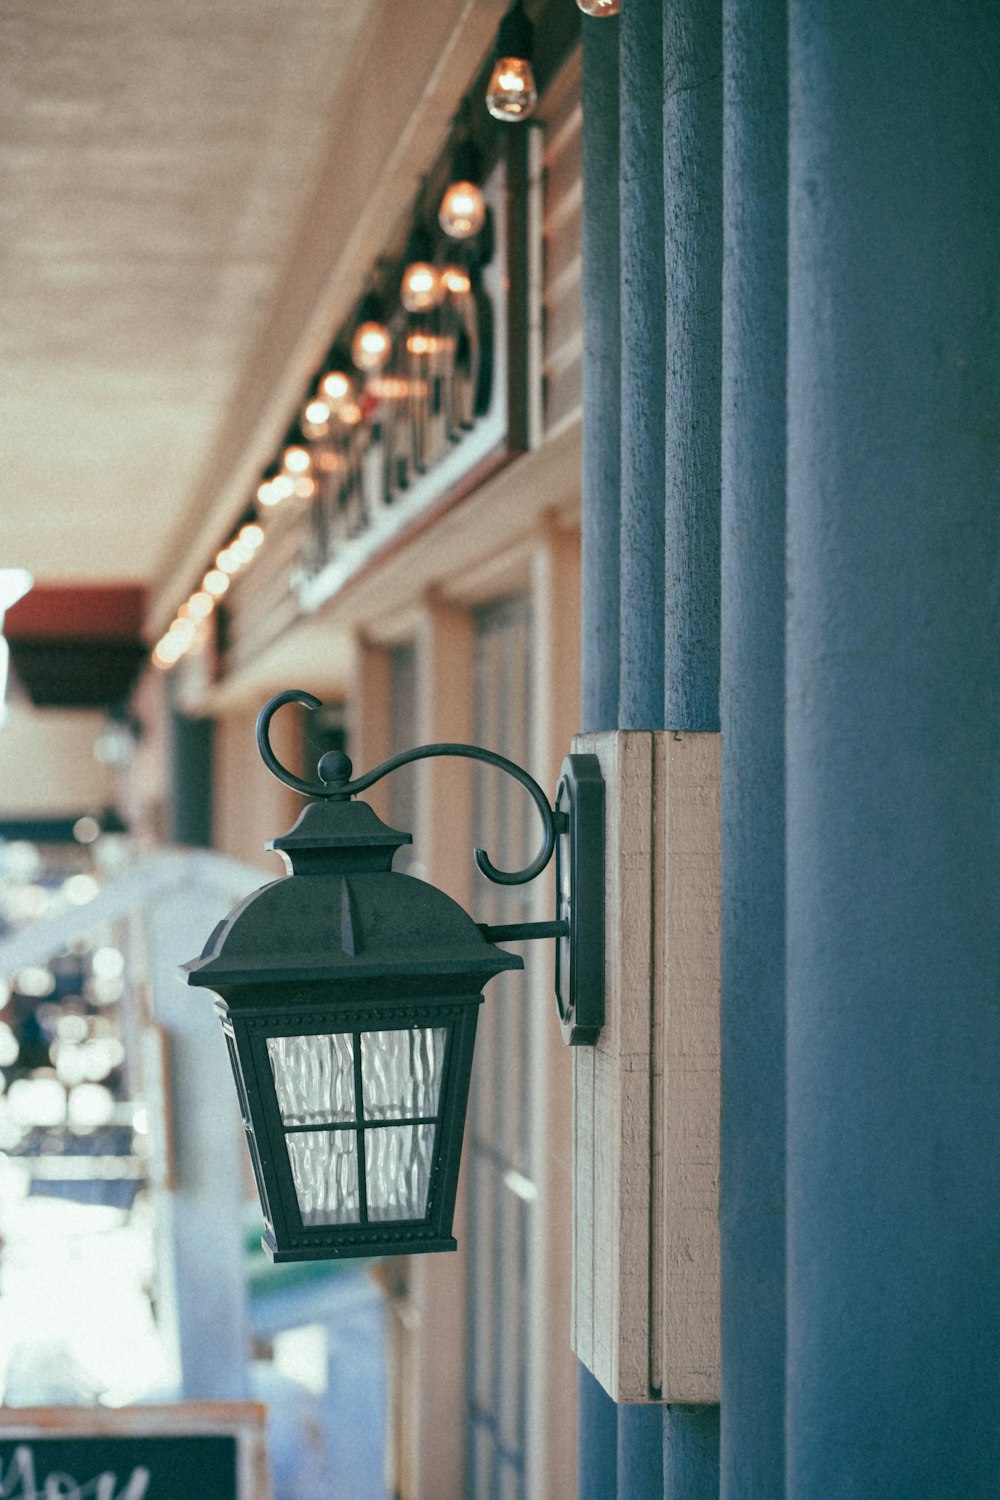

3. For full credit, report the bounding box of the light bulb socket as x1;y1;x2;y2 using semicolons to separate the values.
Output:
352;294;393;372
451;137;482;186
280;421;308;457
404;225;436;266
358;292;386;325
320;344;352;383
495;1;534;61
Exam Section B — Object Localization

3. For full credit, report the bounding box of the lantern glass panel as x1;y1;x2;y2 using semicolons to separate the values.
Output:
366;1122;437;1220
286;1129;361;1226
264;1021;455;1234
267;1032;356;1125
361;1026;446;1119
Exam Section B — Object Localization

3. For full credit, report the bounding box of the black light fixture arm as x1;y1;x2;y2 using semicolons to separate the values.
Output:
256;690;565;889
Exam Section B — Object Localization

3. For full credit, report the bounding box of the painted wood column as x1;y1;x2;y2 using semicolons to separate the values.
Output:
663;0;722;734
658;0;724;1484
618;0;666;731
664;1405;721;1500
578;1366;618;1500
785;3;1000;1494
580;12;621;737
599;0;667;1487
579;0;723;1493
719;0;787;1494
618;1403;663;1496
578;7;624;1488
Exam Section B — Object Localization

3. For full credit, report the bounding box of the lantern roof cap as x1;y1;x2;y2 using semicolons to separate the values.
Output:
183;861;522;989
267;795;411;874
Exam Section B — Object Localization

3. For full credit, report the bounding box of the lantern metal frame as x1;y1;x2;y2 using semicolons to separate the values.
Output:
184;689;604;1263
219;982;484;1262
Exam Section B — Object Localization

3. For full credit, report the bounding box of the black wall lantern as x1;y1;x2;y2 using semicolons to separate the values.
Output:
184;690;603;1263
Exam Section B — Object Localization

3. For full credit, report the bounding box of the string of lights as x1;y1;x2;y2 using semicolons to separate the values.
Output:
153;2;616;673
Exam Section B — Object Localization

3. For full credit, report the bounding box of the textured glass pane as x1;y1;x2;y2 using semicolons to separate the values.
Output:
361;1027;446;1120
268;1033;355;1126
365;1123;437;1221
286;1130;360;1225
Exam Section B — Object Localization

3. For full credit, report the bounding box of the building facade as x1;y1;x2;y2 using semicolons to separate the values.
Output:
9;1;996;1497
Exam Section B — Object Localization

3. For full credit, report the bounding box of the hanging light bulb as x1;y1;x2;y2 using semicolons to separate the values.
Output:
576;0;620;12
281;444;312;475
406;331;455;358
186;591;215;618
439;182;486;241
302;397;331;439
337;399;364;426
441;264;473;297
256;463;280;509
401;227;444;314
202;569;230;598
486;2;538;122
439;139;486;240
259;471;297;508
320;368;353;405
401;262;442;313
239;523;265;551
351;293;392;372
318;347;355;407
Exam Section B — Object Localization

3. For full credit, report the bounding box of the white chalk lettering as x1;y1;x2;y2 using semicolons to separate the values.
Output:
0;1446;37;1498
47;1468;151;1500
0;1450;150;1500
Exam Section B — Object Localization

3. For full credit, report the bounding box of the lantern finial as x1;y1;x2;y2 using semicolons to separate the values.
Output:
318;749;353;792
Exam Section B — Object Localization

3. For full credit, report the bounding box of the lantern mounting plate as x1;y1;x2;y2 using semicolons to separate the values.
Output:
553;754;604;1045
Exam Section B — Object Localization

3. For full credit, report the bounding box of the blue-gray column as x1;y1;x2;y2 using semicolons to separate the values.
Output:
617;0;666;1483
786;3;1000;1495
618;1404;663;1497
578;1366;618;1500
663;0;722;731
581;14;638;1500
619;0;666;729
719;0;787;1494
658;0;724;1485
579;15;626;1496
664;1407;721;1500
580;12;621;735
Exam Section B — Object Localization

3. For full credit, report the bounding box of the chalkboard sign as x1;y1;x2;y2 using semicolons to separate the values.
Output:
0;1404;269;1500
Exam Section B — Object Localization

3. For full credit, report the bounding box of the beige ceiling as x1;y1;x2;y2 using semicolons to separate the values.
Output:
0;0;379;583
0;0;516;834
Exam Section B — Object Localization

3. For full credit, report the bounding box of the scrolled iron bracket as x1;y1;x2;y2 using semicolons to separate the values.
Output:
256;689;562;887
